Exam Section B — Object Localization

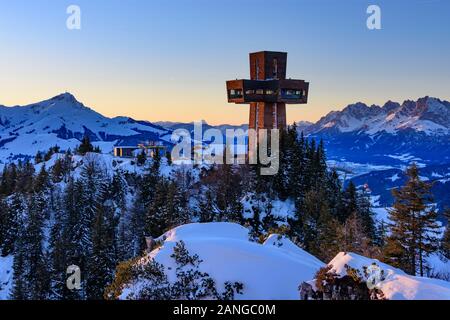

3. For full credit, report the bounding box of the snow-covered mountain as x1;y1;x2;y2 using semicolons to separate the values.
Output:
301;97;450;165
307;97;450;136
0;93;173;163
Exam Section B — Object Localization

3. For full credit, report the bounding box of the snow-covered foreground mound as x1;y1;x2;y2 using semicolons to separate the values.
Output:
119;223;450;300
121;222;324;300
329;252;450;300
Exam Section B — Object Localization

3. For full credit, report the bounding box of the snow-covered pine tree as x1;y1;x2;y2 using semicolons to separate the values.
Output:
356;187;376;244
111;170;127;212
11;223;27;300
78;157;107;255
86;182;117;300
62;177;87;299
0;195;14;256
129;154;162;254
112;170;135;262
144;178;188;237
1;192;26;258
22;193;51;299
48;200;68;300
197;189;215;223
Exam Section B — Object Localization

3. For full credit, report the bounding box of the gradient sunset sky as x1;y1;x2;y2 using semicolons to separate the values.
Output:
0;0;449;125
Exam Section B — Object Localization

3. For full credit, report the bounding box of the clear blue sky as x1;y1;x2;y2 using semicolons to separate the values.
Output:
0;0;449;124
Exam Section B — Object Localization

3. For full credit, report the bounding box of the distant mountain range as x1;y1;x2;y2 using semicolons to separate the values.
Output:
0;93;448;209
294;96;450;211
300;97;450;166
0;94;448;165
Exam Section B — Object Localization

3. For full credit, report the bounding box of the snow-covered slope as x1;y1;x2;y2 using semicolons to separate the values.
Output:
328;252;450;300
120;222;324;300
0;93;172;162
0;255;13;300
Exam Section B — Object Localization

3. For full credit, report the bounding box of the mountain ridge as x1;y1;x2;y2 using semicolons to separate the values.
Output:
1;93;449;165
303;96;450;136
0;93;173;162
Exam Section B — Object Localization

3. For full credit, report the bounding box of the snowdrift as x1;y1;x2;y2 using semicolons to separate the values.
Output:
328;252;450;300
0;255;13;300
121;222;324;300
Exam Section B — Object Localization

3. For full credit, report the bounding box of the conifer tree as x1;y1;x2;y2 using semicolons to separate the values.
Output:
86;184;116;300
145;179;187;236
272;127;292;200
51;158;65;183
140;148;161;208
0;164;17;195
11;224;27;300
166;151;172;165
77;136;94;155
78;158;106;254
15;160;35;193
383;164;441;276
214;164;243;223
48;204;68;299
339;212;376;257
325;169;342;218
338;181;358;223
1;193;26;257
112;170;133;261
111;170;127;211
136;149;147;166
356;188;376;244
197;189;215;223
442;209;450;260
299;189;340;260
62;178;87;299
23;194;51;299
0;196;15;256
374;220;388;249
35;151;43;164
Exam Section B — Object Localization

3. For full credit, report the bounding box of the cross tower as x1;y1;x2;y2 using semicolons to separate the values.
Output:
226;51;309;131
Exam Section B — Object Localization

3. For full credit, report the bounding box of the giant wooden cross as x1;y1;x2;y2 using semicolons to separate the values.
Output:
226;51;309;132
